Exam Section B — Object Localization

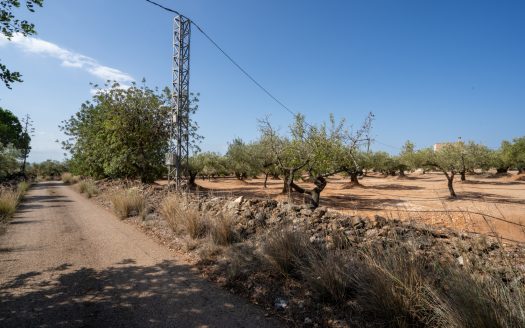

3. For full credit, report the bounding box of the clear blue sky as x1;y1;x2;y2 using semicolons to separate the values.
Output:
1;0;524;162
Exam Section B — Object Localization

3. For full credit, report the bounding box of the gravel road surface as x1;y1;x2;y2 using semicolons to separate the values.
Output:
0;182;280;328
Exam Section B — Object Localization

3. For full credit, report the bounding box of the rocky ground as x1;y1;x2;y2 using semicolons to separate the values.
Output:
90;179;525;327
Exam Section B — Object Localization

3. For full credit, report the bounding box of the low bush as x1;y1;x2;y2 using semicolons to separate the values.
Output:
110;189;146;219
78;179;98;198
160;195;207;238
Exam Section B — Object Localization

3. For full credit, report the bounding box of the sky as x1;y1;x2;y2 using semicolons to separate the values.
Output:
0;0;524;163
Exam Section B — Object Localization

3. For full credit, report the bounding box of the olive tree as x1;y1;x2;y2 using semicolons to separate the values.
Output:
260;113;372;208
186;152;227;186
225;138;261;180
425;143;464;198
500;137;525;174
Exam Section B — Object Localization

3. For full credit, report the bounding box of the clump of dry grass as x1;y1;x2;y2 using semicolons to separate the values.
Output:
110;189;146;219
61;173;79;184
301;249;356;303
209;213;238;245
160;195;207;238
262;229;313;277
78;179;98;198
0;190;20;220
17;181;30;194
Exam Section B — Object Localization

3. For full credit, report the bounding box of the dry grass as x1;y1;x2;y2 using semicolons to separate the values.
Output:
209;213;238;245
78;179;99;198
17;181;30;194
61;173;79;184
262;229;313;277
301;249;356;303
0;190;20;220
258;224;525;326
110;189;146;219
159;195;207;238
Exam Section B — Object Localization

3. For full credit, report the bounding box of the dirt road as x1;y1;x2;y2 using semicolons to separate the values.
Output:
0;182;280;328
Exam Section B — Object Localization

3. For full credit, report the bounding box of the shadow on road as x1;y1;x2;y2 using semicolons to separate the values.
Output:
0;260;264;328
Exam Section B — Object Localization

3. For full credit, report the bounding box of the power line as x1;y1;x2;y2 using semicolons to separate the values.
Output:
145;0;182;16
144;0;298;119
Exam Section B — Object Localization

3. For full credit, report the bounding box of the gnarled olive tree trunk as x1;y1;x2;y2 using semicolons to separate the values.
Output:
289;175;327;209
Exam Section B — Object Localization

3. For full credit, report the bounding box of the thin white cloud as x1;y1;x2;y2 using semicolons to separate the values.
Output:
0;33;134;84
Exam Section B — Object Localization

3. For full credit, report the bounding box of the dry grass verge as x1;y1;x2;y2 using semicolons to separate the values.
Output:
0;182;30;222
110;189;146;219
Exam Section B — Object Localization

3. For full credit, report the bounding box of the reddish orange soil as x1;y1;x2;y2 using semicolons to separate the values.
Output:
163;172;525;243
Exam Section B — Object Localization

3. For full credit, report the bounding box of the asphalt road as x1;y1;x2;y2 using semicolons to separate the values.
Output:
0;181;280;328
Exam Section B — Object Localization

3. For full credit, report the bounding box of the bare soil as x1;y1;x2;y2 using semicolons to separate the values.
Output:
179;172;525;242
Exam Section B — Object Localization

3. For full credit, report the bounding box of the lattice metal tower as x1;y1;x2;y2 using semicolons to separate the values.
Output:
168;15;191;190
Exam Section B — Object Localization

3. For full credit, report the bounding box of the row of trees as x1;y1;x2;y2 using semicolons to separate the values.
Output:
0;107;32;180
188;136;524;203
62;82;524;206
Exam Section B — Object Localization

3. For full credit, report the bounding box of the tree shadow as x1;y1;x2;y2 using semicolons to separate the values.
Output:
461;179;522;186
367;184;423;191
455;191;525;205
0;260;277;328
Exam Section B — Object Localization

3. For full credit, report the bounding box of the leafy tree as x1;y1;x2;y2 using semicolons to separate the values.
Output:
0;107;23;147
339;150;369;186
0;142;20;179
225;138;260;180
252;134;279;188
60;82;176;183
27;159;68;178
260;113;372;208
1;0;44;88
398;140;417;176
424;143;464;198
499;137;525;174
458;141;492;180
0;107;31;176
369;151;396;176
186;152;226;186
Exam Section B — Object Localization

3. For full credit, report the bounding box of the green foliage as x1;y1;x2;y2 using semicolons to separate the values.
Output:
0;143;20;179
60;82;190;182
188;152;227;179
499;137;525;172
27;160;68;178
1;0;44;88
226;138;261;179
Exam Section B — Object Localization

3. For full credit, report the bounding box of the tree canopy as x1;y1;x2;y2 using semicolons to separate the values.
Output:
1;0;44;88
60;82;176;182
